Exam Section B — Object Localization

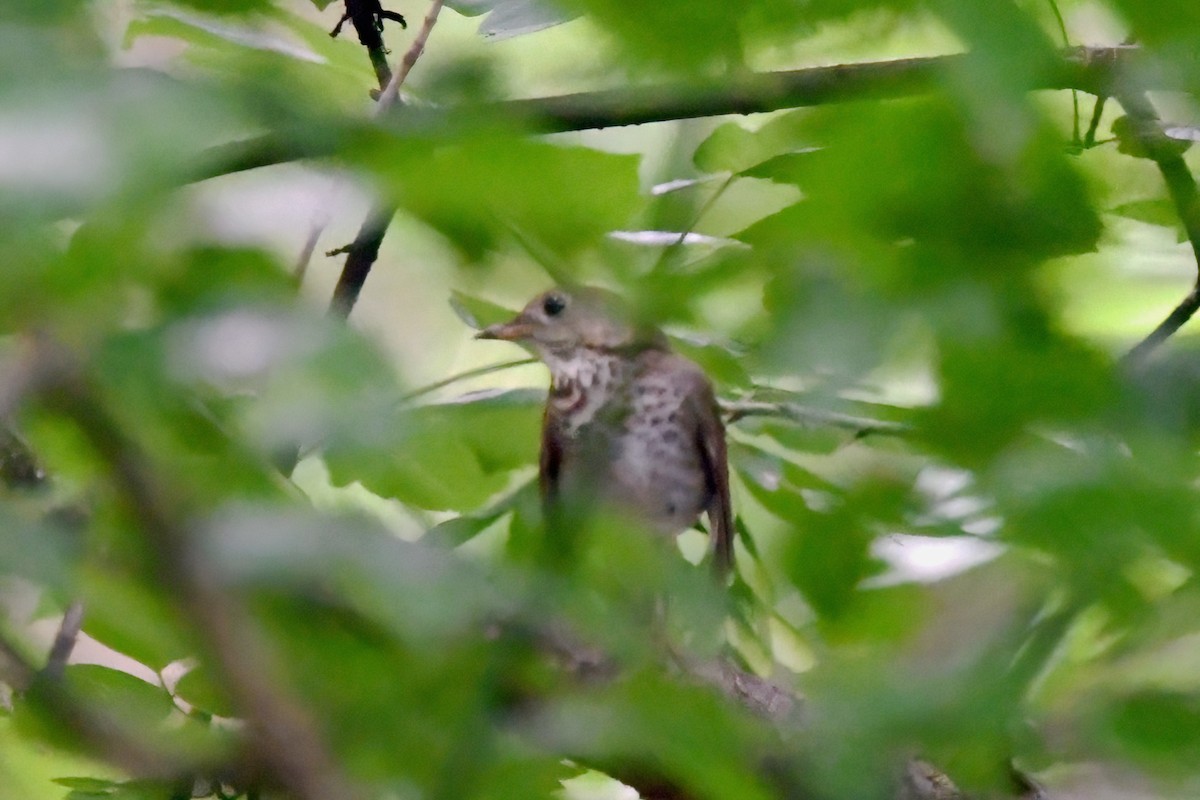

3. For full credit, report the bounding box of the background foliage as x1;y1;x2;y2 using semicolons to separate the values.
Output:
3;1;1200;799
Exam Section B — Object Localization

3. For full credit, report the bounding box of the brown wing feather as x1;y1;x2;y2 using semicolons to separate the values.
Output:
689;378;734;579
539;401;563;513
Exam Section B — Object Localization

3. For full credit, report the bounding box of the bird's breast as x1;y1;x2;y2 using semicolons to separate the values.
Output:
555;364;707;534
549;351;624;436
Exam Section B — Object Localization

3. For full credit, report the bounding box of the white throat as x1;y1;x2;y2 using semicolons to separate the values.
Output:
546;349;627;436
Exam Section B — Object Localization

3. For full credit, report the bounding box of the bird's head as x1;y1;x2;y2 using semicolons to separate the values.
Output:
475;287;662;360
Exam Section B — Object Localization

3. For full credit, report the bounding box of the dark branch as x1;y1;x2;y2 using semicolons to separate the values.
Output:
0;425;44;488
1118;91;1200;364
194;46;1138;182
328;203;396;319
329;0;408;91
43;600;85;681
327;0;446;320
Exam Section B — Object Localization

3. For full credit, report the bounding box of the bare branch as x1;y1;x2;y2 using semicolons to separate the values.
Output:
43;600;84;681
1117;91;1200;364
328;0;447;321
195;46;1139;182
377;0;445;113
328;202;398;319
400;358;537;403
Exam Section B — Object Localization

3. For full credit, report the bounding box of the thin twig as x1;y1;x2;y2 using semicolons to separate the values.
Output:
1046;0;1080;146
1117;91;1200;364
296;0;401;288
1083;95;1107;148
721;399;912;437
400;358;537;403
294;181;343;283
376;0;444;113
328;0;447;320
43;600;85;681
652;174;737;274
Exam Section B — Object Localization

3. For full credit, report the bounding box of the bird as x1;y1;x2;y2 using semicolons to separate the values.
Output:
475;286;733;577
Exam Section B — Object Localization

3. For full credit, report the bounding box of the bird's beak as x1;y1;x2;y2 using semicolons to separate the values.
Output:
475;317;534;341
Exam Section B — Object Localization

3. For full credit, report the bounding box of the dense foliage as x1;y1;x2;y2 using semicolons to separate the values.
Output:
3;1;1200;799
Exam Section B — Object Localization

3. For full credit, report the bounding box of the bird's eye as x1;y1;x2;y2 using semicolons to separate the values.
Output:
542;293;567;317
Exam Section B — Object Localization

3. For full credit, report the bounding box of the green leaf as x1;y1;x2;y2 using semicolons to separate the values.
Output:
79;569;196;671
449;291;518;331
205;506;511;642
461;0;577;39
530;669;776;800
52;778;121;791
1110;198;1188;241
693;111;811;175
427;478;537;547
1107;691;1200;772
363;137;642;261
65;665;174;722
172;665;234;718
325;389;543;512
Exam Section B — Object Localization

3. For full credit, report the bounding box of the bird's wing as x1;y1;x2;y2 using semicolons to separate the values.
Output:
687;373;734;579
539;401;563;513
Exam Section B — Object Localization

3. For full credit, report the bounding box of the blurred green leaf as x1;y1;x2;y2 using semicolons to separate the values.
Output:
64;666;174;725
204;506;512;641
79;568;196;671
361;137;642;261
172;666;234;718
526;668;777;800
52;778;120;791
427;478;536;547
450;291;518;331
1110;198;1189;241
452;0;577;40
1107;690;1200;772
325;388;542;511
693;111;812;175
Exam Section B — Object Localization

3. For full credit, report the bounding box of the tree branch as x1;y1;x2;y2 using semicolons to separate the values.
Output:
327;0;447;321
0;425;44;488
24;337;357;800
194;46;1137;182
1117;90;1200;364
328;202;398;319
43;600;84;682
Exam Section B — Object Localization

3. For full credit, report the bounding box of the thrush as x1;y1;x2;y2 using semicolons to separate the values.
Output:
476;287;733;577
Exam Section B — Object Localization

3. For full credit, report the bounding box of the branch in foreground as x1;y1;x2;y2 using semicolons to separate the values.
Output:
24;337;357;800
1117;90;1200;364
0;425;44;488
195;46;1138;182
43;600;85;682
